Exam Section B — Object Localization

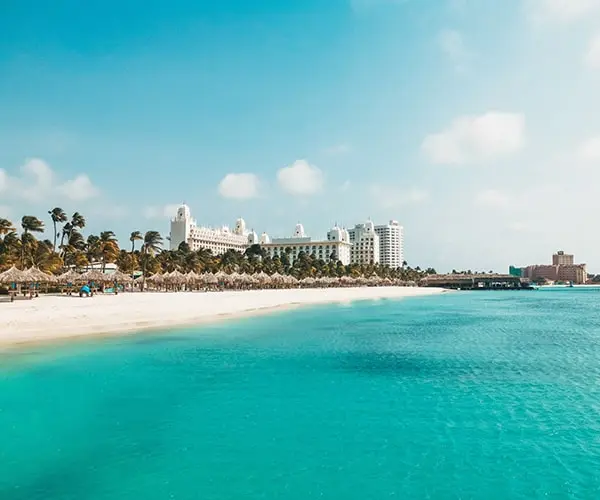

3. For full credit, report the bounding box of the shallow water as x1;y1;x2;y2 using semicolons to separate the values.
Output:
2;290;600;499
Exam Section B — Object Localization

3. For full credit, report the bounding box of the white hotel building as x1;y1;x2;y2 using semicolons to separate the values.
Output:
348;219;404;268
169;204;253;253
260;223;351;265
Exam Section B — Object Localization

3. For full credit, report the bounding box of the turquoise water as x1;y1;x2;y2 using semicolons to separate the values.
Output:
2;290;600;499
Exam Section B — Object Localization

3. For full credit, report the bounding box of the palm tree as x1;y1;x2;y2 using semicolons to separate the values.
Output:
99;231;119;272
129;231;143;277
48;207;67;252
0;218;15;237
141;231;163;289
60;212;86;250
20;216;45;268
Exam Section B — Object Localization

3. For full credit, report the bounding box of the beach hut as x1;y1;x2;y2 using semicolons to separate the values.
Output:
0;266;31;301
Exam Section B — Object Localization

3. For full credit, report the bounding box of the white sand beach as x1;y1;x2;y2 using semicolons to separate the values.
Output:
0;287;446;348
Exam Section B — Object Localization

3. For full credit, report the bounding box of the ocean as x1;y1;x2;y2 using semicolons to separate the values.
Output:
2;289;600;499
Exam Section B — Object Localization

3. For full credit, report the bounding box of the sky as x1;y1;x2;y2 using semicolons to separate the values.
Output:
1;0;600;272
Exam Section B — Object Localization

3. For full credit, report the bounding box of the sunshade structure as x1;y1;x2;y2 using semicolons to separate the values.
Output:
24;267;57;284
0;266;30;284
111;270;134;283
300;277;315;287
185;271;200;286
57;269;81;283
200;272;218;287
340;276;356;287
80;269;108;283
145;273;165;288
270;272;286;288
254;271;271;286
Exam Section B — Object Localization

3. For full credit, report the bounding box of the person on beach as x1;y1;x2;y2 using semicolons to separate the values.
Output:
79;283;93;298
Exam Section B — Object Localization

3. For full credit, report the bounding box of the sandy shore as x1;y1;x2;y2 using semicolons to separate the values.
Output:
0;287;446;348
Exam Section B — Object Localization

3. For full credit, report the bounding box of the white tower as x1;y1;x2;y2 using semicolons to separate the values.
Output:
169;204;193;251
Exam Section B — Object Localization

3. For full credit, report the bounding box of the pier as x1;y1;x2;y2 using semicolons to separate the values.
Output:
420;274;533;290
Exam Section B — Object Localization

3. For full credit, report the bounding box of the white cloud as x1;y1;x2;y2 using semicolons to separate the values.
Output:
58;175;100;201
277;160;324;196
143;204;180;219
578;136;600;162
218;173;260;200
438;29;472;70
422;112;526;165
474;189;511;208
584;34;600;68
369;185;429;209
525;0;600;24
1;158;101;202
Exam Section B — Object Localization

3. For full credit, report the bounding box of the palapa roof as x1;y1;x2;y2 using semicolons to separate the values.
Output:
254;271;271;282
165;270;186;283
0;265;30;283
201;272;218;284
112;270;133;283
146;273;164;283
80;269;108;282
24;267;57;283
57;269;81;283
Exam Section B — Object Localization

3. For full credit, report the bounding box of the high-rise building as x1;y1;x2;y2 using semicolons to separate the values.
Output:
552;251;574;266
348;219;403;268
374;220;404;268
348;220;380;265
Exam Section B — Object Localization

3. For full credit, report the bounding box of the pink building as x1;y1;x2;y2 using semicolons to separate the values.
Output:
523;251;587;284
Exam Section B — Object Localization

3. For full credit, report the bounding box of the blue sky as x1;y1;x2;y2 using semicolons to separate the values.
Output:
2;0;600;271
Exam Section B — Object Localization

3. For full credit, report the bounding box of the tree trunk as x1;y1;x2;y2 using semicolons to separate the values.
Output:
52;220;57;253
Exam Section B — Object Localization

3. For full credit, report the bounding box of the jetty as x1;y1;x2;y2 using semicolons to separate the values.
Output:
420;274;533;290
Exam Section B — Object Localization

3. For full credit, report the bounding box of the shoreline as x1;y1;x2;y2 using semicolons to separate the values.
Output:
0;286;447;350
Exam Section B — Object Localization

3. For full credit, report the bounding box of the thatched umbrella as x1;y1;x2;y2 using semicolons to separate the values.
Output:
285;274;298;287
201;272;218;287
340;276;355;287
80;269;107;282
270;272;285;287
301;277;316;287
146;273;164;285
112;270;133;283
58;269;81;283
0;265;30;284
253;271;271;288
214;271;230;287
25;267;57;283
186;270;200;285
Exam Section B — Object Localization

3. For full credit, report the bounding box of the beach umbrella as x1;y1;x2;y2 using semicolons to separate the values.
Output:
0;265;30;284
201;272;218;285
80;269;107;283
112;270;133;283
301;277;315;287
57;269;81;283
146;273;164;284
25;267;57;283
285;274;298;286
185;270;200;285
